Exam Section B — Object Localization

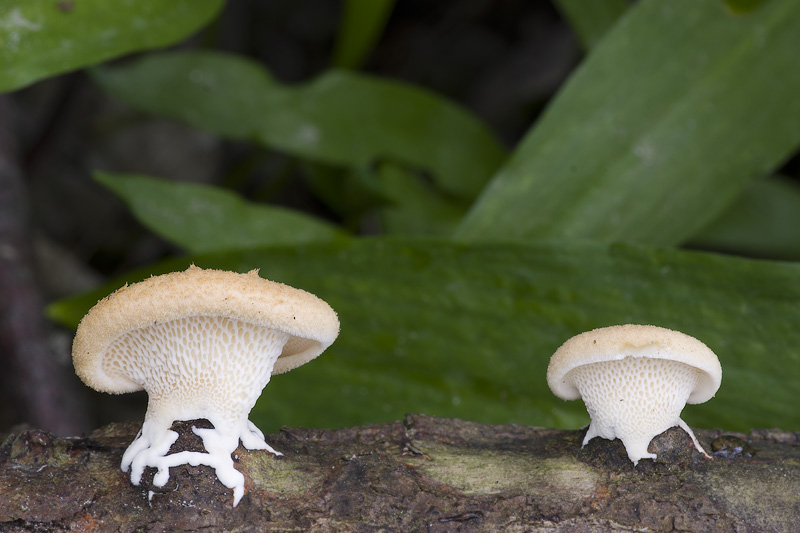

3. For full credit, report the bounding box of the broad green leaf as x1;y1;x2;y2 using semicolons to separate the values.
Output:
456;0;800;245
91;50;507;201
332;0;395;69
0;0;223;93
724;0;769;14
307;161;469;235
688;176;800;260
50;238;800;433
94;172;348;254
552;0;629;50
301;162;391;233
372;163;468;235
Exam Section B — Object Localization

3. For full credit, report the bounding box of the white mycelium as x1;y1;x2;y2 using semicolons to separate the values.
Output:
72;266;340;506
547;324;721;466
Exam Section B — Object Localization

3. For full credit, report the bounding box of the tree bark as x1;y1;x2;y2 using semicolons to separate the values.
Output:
1;414;797;532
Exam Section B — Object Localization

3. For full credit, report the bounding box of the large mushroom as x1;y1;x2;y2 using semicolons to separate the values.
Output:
72;265;339;506
546;324;722;465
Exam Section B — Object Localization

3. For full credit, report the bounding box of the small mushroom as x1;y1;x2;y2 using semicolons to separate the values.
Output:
546;324;721;465
72;265;339;505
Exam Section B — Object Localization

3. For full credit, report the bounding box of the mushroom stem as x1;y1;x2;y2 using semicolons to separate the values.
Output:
121;411;282;507
677;418;713;459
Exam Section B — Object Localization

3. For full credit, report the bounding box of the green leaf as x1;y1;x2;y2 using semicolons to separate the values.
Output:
0;0;223;93
456;0;800;245
552;0;630;50
301;162;391;232
688;176;800;260
724;0;769;14
94;172;348;254
50;238;800;433
308;160;469;235
332;0;395;69
91;50;507;202
371;165;467;235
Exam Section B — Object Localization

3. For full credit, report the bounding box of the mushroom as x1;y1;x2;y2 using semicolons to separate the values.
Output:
72;265;339;506
546;324;721;465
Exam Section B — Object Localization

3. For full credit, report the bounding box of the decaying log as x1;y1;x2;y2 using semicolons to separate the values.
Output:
1;414;798;532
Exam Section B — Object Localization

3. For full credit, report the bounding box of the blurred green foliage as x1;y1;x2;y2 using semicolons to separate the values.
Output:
6;0;800;432
457;0;800;244
50;238;800;432
0;0;224;92
90;50;507;235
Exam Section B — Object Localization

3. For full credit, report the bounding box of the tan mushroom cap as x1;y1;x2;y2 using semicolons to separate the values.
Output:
547;324;721;404
72;265;340;394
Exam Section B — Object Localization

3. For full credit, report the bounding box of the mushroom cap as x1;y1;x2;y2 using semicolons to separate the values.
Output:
546;324;721;404
72;265;340;394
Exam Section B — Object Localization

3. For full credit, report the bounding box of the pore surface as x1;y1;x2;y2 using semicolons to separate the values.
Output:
110;316;289;506
567;357;702;464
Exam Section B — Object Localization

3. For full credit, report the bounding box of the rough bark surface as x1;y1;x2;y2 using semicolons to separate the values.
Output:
1;414;798;532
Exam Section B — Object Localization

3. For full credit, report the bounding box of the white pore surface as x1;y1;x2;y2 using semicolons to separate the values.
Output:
567;356;706;465
108;316;290;506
